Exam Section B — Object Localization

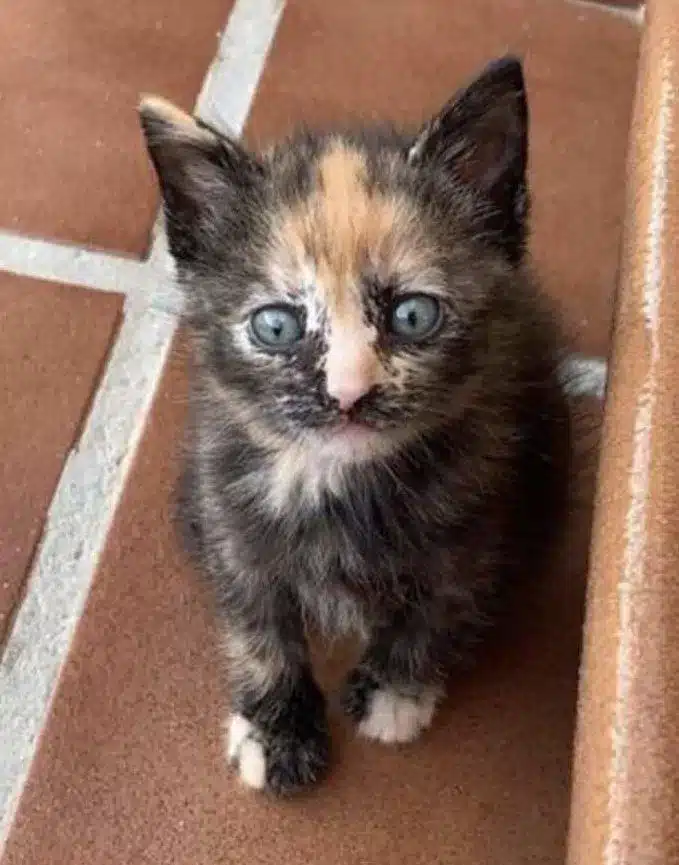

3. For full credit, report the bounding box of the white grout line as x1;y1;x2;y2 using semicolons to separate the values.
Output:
0;232;148;293
568;0;645;26
0;220;185;315
0;0;284;848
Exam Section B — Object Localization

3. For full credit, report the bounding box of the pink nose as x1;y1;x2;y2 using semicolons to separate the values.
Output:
325;337;381;411
328;377;374;411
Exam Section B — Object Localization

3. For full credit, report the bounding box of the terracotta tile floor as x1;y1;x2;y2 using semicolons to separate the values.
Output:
0;0;234;255
0;275;122;649
0;1;640;863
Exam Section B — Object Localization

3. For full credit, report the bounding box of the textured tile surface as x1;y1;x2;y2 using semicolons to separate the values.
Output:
0;0;233;255
567;0;679;861
246;0;640;357
0;275;122;648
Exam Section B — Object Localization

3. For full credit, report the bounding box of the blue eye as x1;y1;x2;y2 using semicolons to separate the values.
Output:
390;294;441;341
250;305;304;349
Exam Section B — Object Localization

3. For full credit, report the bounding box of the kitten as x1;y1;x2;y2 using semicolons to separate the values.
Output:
140;55;571;796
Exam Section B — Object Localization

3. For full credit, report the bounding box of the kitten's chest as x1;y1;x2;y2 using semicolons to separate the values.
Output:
275;467;422;583
286;509;395;638
234;436;458;590
264;444;364;515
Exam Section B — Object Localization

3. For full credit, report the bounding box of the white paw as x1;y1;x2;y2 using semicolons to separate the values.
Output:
226;714;267;790
358;688;440;744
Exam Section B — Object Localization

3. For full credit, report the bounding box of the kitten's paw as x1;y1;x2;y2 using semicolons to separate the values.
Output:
342;671;441;744
225;712;330;795
358;688;438;743
226;714;267;790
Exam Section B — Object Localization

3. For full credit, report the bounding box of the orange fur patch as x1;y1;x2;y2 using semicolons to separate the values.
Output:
275;141;414;320
269;141;439;401
139;95;216;146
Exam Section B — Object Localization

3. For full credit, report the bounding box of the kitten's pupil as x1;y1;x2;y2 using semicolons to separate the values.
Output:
390;294;441;341
251;305;304;349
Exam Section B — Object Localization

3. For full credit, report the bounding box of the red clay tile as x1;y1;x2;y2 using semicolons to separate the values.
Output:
0;274;122;649
0;340;599;865
0;0;233;256
246;0;640;357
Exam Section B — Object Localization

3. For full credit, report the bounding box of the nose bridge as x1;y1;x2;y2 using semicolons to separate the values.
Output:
324;318;381;410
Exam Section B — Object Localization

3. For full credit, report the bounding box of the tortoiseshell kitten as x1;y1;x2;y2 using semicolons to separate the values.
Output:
140;56;571;796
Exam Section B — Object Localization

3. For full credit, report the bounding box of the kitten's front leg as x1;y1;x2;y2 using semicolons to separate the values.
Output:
341;613;447;745
220;588;330;794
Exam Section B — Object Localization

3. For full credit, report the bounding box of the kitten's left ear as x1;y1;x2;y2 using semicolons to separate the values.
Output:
139;96;264;264
409;55;529;263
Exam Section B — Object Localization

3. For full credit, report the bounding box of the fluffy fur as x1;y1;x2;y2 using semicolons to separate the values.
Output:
140;56;571;795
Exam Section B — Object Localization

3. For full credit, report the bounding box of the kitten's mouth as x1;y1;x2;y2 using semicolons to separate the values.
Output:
333;415;378;434
308;414;402;463
321;415;382;445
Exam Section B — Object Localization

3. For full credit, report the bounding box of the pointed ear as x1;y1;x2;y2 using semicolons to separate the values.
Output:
139;96;264;263
408;56;529;263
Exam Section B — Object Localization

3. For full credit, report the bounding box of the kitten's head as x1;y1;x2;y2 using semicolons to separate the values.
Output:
140;56;529;463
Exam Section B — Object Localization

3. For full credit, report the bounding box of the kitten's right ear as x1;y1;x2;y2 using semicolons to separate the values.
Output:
139;96;264;262
408;57;529;264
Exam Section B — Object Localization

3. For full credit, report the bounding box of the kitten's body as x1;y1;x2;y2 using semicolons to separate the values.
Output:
141;57;571;795
181;272;566;646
